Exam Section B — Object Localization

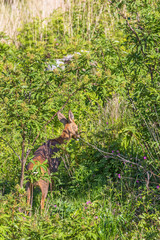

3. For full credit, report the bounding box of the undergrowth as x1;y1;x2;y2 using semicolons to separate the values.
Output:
0;0;160;239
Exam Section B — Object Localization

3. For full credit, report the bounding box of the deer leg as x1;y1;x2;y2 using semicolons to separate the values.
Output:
26;182;31;206
38;179;49;210
26;182;32;215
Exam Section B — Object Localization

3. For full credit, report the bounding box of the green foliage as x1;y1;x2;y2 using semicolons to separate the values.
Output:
0;0;160;238
0;185;159;239
26;160;50;184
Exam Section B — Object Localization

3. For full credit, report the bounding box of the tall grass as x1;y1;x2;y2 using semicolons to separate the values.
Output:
0;0;119;43
0;0;65;39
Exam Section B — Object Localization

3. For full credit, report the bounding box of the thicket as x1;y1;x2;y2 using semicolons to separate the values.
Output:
0;0;160;239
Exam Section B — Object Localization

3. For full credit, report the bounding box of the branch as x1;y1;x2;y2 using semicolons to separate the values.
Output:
108;0;145;55
79;137;160;179
0;136;21;162
108;0;156;81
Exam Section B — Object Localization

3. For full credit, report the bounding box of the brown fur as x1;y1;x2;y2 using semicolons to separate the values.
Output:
26;111;79;210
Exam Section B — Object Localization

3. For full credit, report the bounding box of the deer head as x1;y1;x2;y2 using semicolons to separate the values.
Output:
57;110;79;140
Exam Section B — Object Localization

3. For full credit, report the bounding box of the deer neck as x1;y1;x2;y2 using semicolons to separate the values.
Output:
55;129;71;144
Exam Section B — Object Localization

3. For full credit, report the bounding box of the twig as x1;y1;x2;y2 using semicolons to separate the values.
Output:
61;156;72;178
146;171;151;190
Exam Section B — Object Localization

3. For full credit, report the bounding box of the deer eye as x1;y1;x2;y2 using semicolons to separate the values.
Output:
72;126;76;131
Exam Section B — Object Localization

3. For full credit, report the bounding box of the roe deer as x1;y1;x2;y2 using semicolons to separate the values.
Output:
26;110;79;210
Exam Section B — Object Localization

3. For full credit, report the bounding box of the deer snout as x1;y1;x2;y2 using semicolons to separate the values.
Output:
72;131;80;139
76;133;80;139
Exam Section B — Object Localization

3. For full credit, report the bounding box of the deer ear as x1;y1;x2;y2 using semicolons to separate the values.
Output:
57;112;68;125
68;110;74;122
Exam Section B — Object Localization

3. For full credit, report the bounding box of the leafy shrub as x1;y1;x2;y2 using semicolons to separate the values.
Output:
0;0;160;239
